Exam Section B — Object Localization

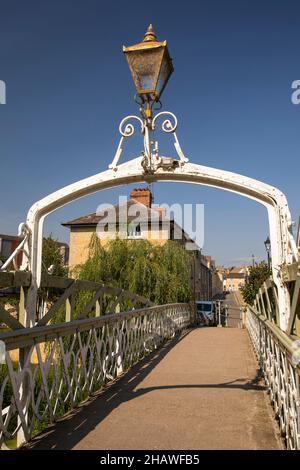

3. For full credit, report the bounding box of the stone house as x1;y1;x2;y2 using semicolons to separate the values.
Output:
224;266;249;292
62;188;214;301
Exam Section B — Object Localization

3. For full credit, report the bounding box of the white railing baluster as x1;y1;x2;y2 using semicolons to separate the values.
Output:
246;306;300;449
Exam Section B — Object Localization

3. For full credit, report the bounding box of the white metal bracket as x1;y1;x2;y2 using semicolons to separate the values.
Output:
0;223;31;272
108;110;188;172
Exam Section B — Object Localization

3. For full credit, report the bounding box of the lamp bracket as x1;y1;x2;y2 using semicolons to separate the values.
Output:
108;110;189;172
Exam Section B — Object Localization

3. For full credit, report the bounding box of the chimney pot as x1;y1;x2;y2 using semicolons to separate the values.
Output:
130;188;152;208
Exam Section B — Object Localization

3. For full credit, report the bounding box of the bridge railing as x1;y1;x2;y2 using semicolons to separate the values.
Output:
0;271;154;329
246;306;300;450
0;302;193;449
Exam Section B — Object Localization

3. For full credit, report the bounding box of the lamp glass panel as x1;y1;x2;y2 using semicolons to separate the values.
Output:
157;51;173;96
126;47;164;94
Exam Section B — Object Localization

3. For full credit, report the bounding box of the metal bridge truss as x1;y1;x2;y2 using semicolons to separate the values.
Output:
0;109;299;449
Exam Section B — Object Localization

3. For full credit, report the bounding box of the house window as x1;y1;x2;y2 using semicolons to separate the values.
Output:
127;223;142;238
1;239;12;260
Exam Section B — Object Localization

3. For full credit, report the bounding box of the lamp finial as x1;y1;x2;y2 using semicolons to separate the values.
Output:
143;24;157;42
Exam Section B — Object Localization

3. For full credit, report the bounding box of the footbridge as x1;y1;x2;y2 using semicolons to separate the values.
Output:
1;24;300;451
0;272;299;450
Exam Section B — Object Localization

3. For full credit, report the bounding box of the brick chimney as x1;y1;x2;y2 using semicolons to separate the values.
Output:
130;188;152;208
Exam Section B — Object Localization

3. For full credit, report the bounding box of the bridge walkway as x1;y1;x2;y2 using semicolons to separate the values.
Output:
26;327;282;450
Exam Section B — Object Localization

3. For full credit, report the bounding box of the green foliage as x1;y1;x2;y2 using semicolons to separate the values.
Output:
0;236;68;309
0;295;18;308
240;262;271;306
76;235;191;305
0;362;16;446
42;235;67;277
39;235;68;303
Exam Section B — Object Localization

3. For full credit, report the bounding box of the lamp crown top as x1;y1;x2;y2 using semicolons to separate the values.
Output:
143;24;157;42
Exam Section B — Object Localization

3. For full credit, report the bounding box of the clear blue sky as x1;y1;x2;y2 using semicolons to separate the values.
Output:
0;0;299;266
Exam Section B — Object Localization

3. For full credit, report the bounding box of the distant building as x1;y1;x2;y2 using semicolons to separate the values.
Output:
190;252;213;301
210;262;224;298
224;266;249;292
62;188;216;301
0;234;69;269
57;242;69;266
0;234;22;268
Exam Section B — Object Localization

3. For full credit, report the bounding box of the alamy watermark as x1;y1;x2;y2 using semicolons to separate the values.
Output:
291;80;300;105
95;196;204;251
0;80;6;104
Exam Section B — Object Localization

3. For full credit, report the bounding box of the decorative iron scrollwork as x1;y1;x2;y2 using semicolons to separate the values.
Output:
109;110;188;172
152;111;178;133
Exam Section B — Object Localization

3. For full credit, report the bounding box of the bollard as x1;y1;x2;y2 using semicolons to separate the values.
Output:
217;301;222;328
225;305;228;327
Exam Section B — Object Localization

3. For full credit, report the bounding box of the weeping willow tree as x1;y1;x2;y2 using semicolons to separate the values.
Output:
76;234;191;305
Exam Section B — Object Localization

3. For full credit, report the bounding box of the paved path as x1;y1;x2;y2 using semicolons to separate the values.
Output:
27;328;282;450
224;292;243;328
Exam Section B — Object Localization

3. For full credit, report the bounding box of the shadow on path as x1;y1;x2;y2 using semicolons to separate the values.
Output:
25;328;264;450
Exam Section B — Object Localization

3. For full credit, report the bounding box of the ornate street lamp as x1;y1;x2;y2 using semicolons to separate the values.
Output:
109;25;188;173
264;236;271;269
123;24;174;120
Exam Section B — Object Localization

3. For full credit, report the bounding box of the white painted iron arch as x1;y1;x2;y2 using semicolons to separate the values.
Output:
2;110;296;330
19;152;297;331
